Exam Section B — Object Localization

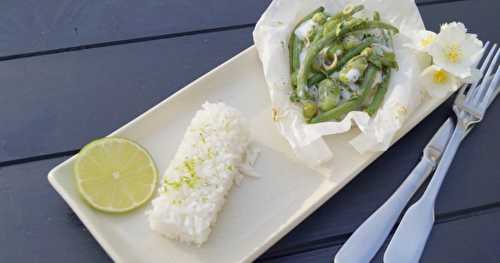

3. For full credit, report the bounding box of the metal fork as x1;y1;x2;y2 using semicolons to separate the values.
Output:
384;41;500;263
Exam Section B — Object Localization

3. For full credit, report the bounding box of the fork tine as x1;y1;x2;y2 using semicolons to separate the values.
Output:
469;45;500;105
467;43;496;103
478;42;493;74
476;47;500;104
483;66;500;109
456;42;491;103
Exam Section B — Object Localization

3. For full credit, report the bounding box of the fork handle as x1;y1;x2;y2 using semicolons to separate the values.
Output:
334;158;434;263
384;124;467;263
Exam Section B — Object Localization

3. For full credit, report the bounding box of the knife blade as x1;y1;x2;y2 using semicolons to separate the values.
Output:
334;118;454;263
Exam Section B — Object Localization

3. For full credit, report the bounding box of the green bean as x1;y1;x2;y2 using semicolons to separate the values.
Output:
291;71;298;87
323;19;340;36
322;5;364;35
357;65;379;102
312;24;325;42
288;7;325;72
309;72;326;85
368;51;398;70
380;52;398;70
332;4;364;21
366;70;391;116
290;90;300;102
292;37;303;73
310;65;378;123
373;11;381;21
309;39;374;85
310;24;327;73
336;40;374;69
297;15;397;100
312;58;324;73
309;99;359;123
346;20;399;36
368;54;383;69
297;35;332;99
297;19;365;99
318;79;341;111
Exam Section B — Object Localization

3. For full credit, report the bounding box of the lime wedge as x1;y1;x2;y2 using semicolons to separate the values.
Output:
74;137;158;213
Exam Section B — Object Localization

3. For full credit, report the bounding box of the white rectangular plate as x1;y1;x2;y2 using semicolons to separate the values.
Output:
48;46;447;263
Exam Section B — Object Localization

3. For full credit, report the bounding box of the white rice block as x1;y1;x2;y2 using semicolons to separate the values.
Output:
148;102;249;245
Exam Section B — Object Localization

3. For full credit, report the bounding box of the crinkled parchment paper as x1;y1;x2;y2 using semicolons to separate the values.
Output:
253;0;425;174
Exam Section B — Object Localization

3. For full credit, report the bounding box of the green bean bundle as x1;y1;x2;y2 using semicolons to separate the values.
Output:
288;4;399;123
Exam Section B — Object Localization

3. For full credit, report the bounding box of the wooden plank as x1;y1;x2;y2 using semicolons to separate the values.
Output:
0;27;254;163
261;208;500;262
0;0;498;260
1;158;498;263
0;157;111;262
0;0;270;57
0;0;439;57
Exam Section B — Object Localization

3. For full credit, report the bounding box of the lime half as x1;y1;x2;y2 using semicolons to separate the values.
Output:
74;137;158;213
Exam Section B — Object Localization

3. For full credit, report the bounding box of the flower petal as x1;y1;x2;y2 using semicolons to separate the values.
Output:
428;22;483;79
421;65;459;98
413;30;437;52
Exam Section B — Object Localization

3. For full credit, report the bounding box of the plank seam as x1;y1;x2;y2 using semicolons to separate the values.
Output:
418;0;468;6
0;0;469;62
0;150;78;168
0;23;255;62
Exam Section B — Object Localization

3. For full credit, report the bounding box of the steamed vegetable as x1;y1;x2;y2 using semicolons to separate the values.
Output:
311;65;379;123
318;79;341;111
288;4;399;123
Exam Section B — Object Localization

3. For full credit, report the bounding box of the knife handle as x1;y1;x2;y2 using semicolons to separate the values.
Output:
334;158;434;263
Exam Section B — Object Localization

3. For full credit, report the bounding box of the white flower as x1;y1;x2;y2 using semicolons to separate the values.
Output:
428;22;483;79
421;65;460;98
414;30;437;52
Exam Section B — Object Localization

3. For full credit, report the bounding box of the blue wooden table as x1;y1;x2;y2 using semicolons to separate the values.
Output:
1;0;499;262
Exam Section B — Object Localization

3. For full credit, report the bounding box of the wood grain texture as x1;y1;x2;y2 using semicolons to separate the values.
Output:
0;28;253;163
1;152;497;263
1;157;498;263
0;0;270;57
1;0;498;167
0;157;111;262
260;208;500;262
0;0;499;262
0;0;442;57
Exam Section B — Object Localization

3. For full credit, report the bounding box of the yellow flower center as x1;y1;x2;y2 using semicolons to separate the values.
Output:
444;43;462;64
419;35;434;48
432;69;449;84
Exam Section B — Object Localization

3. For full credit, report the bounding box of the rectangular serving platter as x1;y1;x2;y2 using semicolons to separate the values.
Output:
48;46;447;263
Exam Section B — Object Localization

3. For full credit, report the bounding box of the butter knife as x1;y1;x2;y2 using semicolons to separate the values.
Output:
334;118;454;263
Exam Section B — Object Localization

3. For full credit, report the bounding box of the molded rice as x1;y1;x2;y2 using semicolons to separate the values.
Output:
148;102;249;245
